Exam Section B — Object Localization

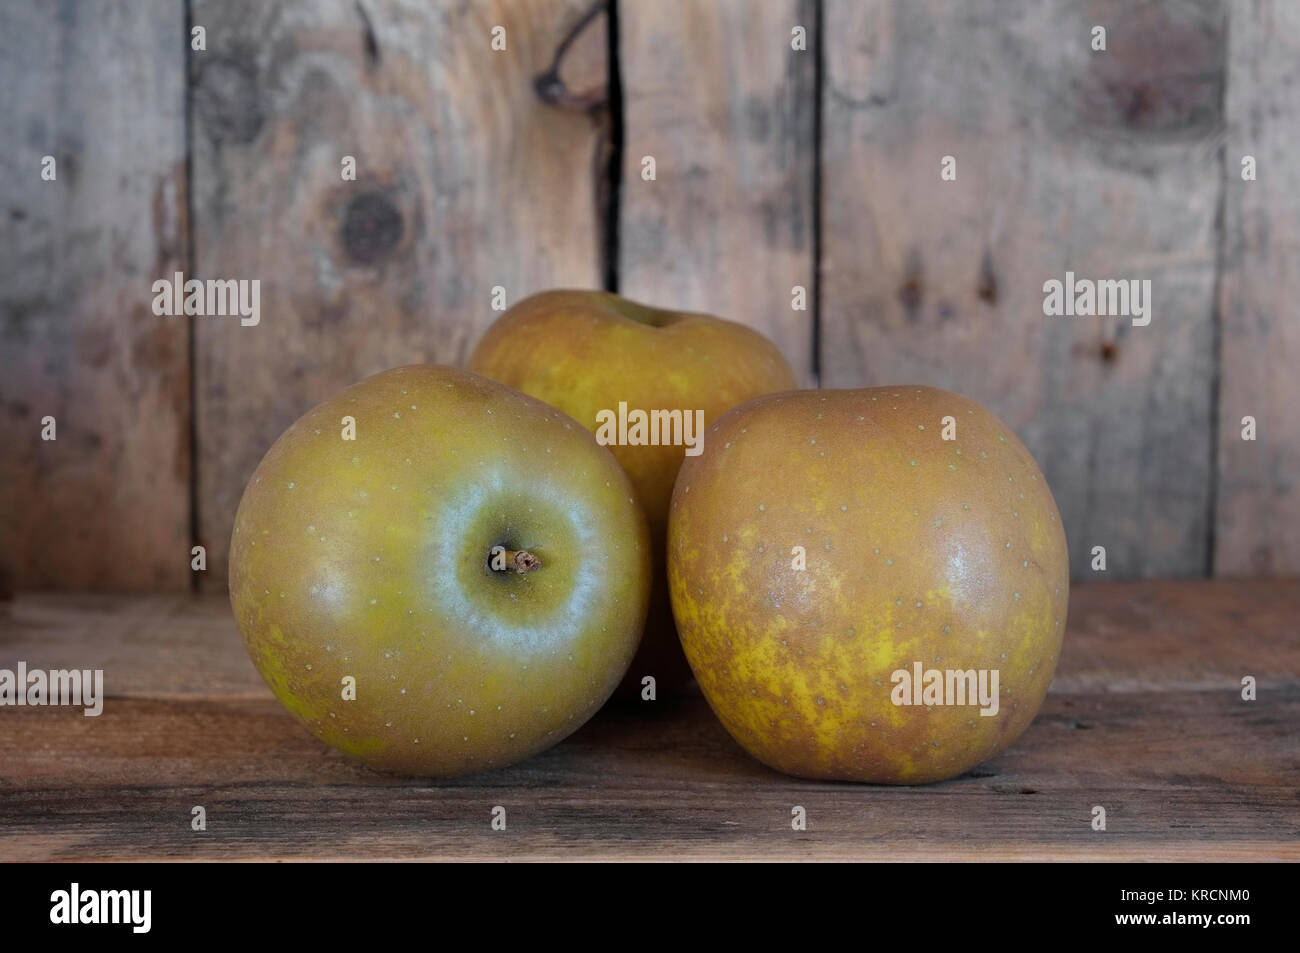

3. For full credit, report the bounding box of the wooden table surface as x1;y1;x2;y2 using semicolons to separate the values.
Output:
1;580;1297;861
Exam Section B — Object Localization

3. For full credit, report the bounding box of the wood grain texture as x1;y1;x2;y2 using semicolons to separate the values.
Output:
1214;0;1300;576
1;581;1296;860
2;1;1296;593
191;0;608;584
820;0;1225;579
0;0;191;591
618;0;816;381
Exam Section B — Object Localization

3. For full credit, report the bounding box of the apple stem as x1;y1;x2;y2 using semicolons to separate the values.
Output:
500;549;541;574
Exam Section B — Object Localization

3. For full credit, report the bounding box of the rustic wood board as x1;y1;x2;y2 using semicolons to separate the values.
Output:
191;0;608;585
820;0;1225;579
0;0;191;591
1;580;1295;860
618;0;817;382
1214;0;1300;576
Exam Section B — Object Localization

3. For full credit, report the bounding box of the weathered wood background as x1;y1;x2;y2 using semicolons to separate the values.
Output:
1;0;1296;590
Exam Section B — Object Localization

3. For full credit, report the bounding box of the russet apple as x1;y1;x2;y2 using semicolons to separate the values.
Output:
229;365;651;776
668;386;1069;783
462;286;795;696
467;290;798;697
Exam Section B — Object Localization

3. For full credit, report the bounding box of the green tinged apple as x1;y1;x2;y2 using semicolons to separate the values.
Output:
229;365;651;776
668;386;1069;783
467;290;798;696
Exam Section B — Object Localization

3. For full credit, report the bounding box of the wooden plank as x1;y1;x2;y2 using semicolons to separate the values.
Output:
191;0;608;584
617;0;816;381
1049;578;1300;692
820;0;1225;579
0;593;265;698
0;687;1296;860
0;581;1296;859
0;1;191;591
1214;0;1300;576
0;688;1294;861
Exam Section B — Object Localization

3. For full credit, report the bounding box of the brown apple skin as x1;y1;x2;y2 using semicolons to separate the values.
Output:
668;386;1069;783
229;365;651;777
467;290;798;697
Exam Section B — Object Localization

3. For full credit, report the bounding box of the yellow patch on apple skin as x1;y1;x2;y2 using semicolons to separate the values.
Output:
239;622;330;728
322;729;389;760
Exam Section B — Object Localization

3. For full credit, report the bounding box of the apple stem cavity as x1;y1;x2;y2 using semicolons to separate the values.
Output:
499;549;542;574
